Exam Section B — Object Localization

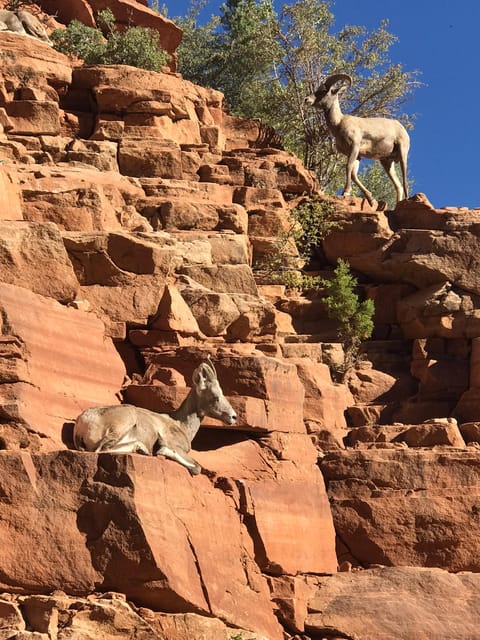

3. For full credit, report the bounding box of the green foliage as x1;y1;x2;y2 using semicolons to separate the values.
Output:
174;1;223;91
51;20;105;65
51;9;169;70
254;196;339;290
150;1;169;15
320;259;375;375
291;197;339;260
175;0;419;198
177;0;281;115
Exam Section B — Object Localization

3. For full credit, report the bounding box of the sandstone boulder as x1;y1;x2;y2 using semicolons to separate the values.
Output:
20;165;144;232
460;421;480;443
0;31;71;89
322;199;393;262
291;358;352;436
6;99;60;135
0;221;79;302
398;421;465;447
119;139;184;178
0;283;125;446
180;286;241;336
194;432;338;577
0;163;22;220
179;264;258;295
64;232;189;329
397;282;480;339
392;192;473;229
321;448;480;571
151;612;269;640
306;566;480;640
0;450;284;640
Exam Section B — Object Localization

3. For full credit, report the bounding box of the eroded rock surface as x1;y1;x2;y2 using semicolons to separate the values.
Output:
0;283;126;447
321;448;480;571
1;7;480;639
305;566;480;640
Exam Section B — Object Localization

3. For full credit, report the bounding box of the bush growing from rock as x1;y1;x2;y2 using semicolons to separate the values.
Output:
51;9;169;71
255;196;338;291
321;258;375;377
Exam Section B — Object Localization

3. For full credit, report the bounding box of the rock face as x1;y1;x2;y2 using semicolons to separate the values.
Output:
1;5;480;640
321;448;480;571
0;448;334;639
0;222;79;302
305;566;480;640
0;283;126;448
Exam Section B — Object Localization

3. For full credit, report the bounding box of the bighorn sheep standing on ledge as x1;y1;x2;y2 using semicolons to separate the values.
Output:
0;9;52;44
305;73;410;205
73;360;237;475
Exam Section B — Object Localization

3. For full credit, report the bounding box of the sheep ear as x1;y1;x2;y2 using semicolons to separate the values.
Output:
332;83;348;95
193;362;215;390
193;365;207;391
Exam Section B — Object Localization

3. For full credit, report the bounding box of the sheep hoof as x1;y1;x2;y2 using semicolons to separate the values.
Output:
189;463;202;476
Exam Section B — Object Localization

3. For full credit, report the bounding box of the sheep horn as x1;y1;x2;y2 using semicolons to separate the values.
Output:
324;74;352;90
205;356;218;380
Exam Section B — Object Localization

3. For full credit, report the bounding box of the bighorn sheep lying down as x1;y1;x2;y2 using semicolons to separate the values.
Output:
0;9;52;44
73;360;237;475
305;73;410;205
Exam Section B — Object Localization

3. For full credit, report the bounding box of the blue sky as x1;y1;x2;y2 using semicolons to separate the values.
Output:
159;1;480;209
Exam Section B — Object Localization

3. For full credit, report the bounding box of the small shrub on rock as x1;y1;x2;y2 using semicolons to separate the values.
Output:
321;258;375;377
51;9;169;71
255;196;339;291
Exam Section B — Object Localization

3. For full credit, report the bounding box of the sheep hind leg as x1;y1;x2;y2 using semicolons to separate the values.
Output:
381;158;404;204
399;151;409;200
342;151;356;196
97;441;150;454
95;431;149;454
156;445;202;475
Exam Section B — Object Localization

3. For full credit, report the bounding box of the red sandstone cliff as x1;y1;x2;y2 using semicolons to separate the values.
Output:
0;4;480;639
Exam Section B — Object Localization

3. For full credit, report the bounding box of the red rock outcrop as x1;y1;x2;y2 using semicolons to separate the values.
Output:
321;448;480;571
0;448;331;639
2;6;480;639
0;283;126;448
0;592;270;639
305;566;480;640
0;165;22;220
0;222;79;302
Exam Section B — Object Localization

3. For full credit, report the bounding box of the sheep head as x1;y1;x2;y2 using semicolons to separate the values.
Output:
305;73;352;110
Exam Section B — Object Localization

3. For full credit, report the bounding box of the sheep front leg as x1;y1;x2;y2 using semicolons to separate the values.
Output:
96;437;149;454
342;150;357;197
343;149;373;205
350;158;374;205
156;445;202;475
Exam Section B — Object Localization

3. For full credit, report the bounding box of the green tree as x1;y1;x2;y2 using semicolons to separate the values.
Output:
175;0;419;200
177;0;281;115
320;259;375;376
174;1;224;91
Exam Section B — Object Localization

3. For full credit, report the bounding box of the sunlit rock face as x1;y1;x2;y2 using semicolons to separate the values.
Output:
2;5;480;638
